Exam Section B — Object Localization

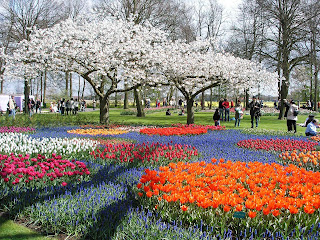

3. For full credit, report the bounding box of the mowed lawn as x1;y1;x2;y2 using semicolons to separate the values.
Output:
0;216;56;240
86;108;309;135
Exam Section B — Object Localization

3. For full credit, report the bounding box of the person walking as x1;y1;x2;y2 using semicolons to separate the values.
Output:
8;96;16;120
249;96;261;128
286;100;298;133
218;98;224;121
234;100;243;127
222;98;230;122
35;99;41;113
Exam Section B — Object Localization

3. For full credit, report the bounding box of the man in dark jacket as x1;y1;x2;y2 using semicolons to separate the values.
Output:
249;96;261;128
218;98;224;121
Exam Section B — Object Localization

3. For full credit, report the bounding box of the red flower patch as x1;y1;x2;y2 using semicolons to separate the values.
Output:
237;138;317;152
90;142;198;164
140;124;225;136
0;153;90;187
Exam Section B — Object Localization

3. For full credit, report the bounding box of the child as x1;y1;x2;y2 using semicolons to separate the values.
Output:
213;108;220;126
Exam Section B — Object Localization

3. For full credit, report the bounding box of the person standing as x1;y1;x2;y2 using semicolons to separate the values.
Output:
66;100;71;115
218;98;224;121
57;99;61;114
234;100;243;127
284;99;290;119
92;99;96;110
35;99;41;113
60;98;65;115
213;108;220;126
74;99;79;114
249;96;261;128
222;98;230;122
70;98;75;115
8;96;16;120
286;100;298;133
28;98;35;117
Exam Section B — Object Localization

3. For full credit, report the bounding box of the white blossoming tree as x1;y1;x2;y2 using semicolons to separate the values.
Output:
157;39;279;124
7;17;278;125
7;17;167;124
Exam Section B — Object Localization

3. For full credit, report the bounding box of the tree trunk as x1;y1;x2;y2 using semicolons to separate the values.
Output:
314;70;319;111
40;71;43;102
134;87;145;117
78;75;81;101
0;74;3;94
124;84;128;109
43;68;47;106
69;72;72;98
201;90;205;110
115;92;118;107
245;88;249;110
209;87;213;109
310;61;313;103
99;95;109;125
167;86;174;103
36;75;40;100
30;79;33;96
24;79;30;114
186;98;194;125
65;71;69;95
81;78;85;99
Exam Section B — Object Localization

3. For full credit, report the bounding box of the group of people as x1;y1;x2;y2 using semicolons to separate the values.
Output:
213;96;261;128
27;98;42;117
50;98;86;115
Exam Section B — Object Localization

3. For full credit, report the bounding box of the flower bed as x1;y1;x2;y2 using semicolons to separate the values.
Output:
67;128;128;136
0;153;90;188
136;159;320;238
2;127;320;239
90;142;199;166
140;124;225;136
0;126;35;133
311;135;320;142
237;138;318;152
279;150;320;171
0;133;98;159
92;138;132;146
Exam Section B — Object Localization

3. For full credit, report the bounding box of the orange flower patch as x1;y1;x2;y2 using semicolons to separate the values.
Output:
140;124;225;136
279;150;320;171
311;135;320;142
138;160;320;217
67;128;128;136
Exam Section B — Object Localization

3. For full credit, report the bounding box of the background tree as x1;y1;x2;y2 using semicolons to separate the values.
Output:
0;0;66;113
225;0;266;109
254;0;320;119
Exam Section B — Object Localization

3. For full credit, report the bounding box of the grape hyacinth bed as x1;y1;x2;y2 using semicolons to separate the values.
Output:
1;125;320;240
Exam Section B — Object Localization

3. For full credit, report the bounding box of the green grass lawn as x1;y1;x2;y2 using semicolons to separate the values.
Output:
0;216;56;240
0;108;311;135
89;108;309;135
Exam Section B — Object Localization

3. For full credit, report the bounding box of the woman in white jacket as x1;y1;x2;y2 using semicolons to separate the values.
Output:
286;100;299;133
